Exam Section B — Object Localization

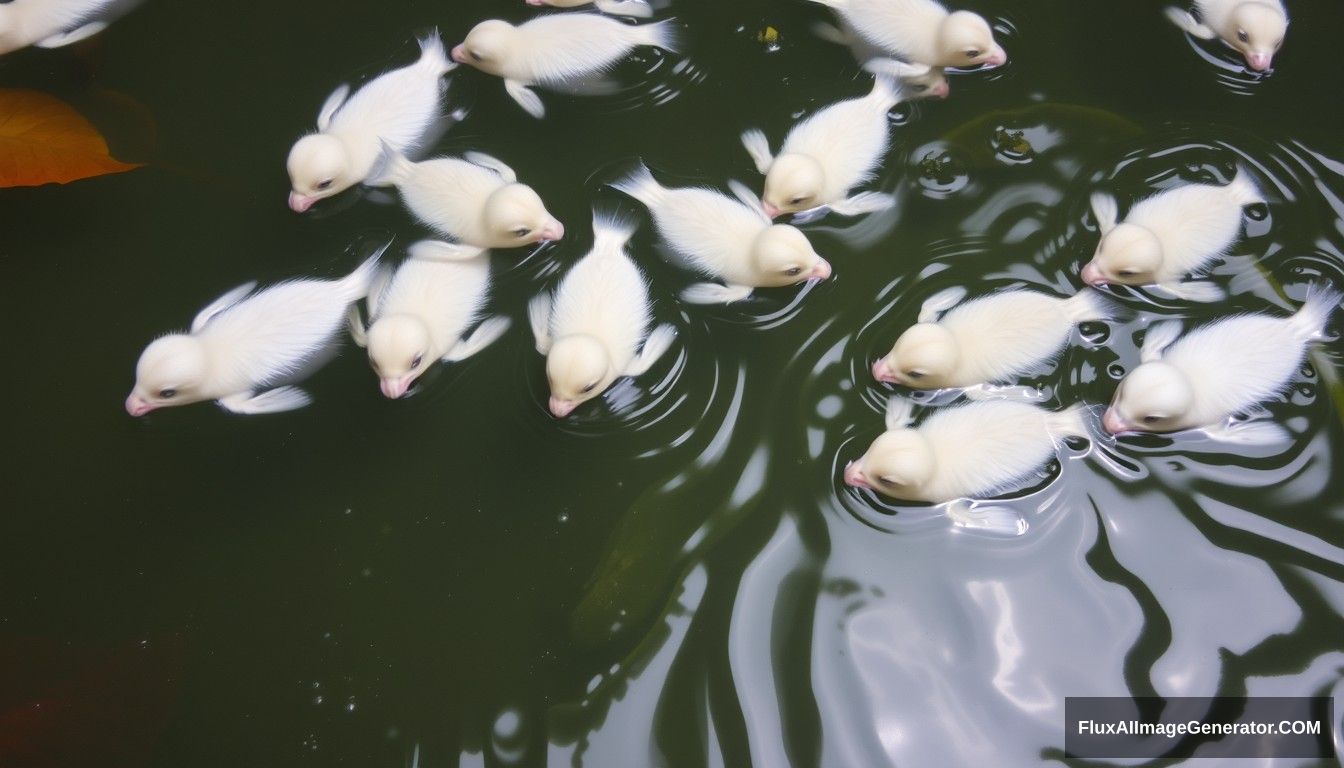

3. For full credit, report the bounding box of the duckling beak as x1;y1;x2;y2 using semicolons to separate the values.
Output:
1102;408;1133;435
808;258;833;281
125;394;154;417
871;358;901;384
762;200;782;219
380;374;416;400
288;191;317;213
1246;52;1273;71
451;44;469;64
1081;261;1106;286
931;81;950;99
843;461;873;489
549;396;578;418
539;219;565;242
985;45;1008;67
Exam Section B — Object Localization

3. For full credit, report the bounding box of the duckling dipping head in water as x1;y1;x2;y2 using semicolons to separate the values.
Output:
529;211;677;417
287;32;455;213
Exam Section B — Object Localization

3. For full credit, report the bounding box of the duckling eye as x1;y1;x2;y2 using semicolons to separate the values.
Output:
1117;268;1138;277
512;227;531;238
581;382;598;394
785;266;803;277
789;196;808;205
1236;29;1249;43
906;370;925;380
1142;415;1163;424
316;179;333;191
878;476;899;486
966;49;982;58
158;388;177;399
411;354;424;369
469;49;483;62
912;84;928;92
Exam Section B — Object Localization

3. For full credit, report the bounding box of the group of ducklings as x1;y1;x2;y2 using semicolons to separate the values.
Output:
121;0;1335;508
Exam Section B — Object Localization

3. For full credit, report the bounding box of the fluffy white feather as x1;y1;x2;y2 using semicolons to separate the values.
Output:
610;162;831;302
1082;169;1263;296
287;32;455;212
370;147;563;248
126;250;384;416
875;288;1113;388
744;71;904;218
349;241;506;399
0;0;120;55
803;0;1006;69
533;211;675;417
1166;0;1287;70
1105;285;1342;435
452;14;679;117
845;398;1087;502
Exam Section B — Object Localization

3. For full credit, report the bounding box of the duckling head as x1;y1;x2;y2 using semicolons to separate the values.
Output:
367;315;433;399
453;20;518;77
1084;223;1163;286
287;134;353;212
940;11;1007;68
484;184;565;246
1104;361;1194;434
546;335;614;417
874;323;959;388
751;225;831;287
1228;2;1286;71
844;429;935;500
126;335;210;416
762;153;825;218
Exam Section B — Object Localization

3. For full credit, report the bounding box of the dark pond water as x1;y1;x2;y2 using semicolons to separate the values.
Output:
3;0;1344;766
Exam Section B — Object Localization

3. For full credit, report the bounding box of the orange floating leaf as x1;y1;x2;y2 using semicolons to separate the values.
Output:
0;88;142;188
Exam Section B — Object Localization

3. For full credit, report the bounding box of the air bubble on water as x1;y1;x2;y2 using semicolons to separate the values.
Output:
313;695;324;705
346;697;357;713
557;511;570;524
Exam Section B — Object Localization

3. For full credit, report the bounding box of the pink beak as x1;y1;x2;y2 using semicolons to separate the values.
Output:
985;45;1008;67
1102;408;1132;435
931;82;950;99
549;396;578;418
808;258;833;281
762;200;782;219
843;461;873;489
289;191;317;213
1081;261;1106;286
380;375;415;400
1246;52;1273;71
125;394;154;417
538;219;565;242
451;44;469;64
872;358;899;384
526;0;547;5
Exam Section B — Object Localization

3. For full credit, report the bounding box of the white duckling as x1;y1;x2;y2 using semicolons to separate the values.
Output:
1103;285;1341;440
287;32;455;213
740;68;904;219
347;241;511;399
1084;168;1264;302
874;286;1113;389
803;0;1007;70
370;147;564;248
125;250;384;417
450;14;680;118
610;162;831;304
844;396;1088;503
811;26;951;99
524;0;654;19
0;0;121;55
528;211;677;417
1165;0;1287;71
